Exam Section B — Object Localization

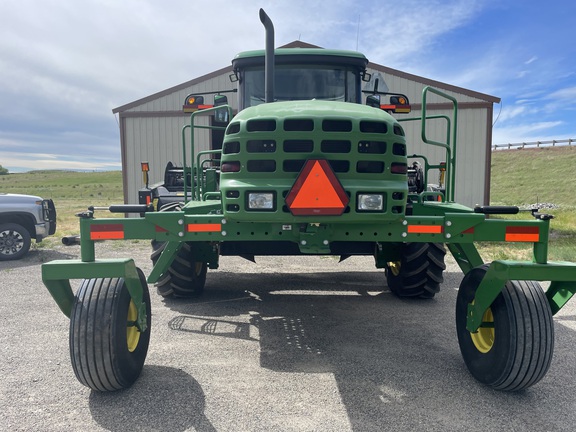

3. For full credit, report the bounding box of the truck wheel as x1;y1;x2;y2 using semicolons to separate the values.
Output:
0;222;31;261
385;243;446;298
70;268;151;391
455;265;554;391
151;240;207;298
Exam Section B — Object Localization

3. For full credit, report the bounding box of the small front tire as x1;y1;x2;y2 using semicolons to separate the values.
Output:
455;265;554;391
70;268;152;391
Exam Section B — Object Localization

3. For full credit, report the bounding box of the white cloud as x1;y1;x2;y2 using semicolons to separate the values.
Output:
496;105;530;123
493;121;565;144
548;87;576;101
1;152;121;172
358;1;485;69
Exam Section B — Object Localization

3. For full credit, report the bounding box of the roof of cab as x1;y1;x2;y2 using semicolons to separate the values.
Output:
232;48;368;69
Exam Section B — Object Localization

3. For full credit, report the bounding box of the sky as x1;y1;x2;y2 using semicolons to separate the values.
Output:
1;0;575;172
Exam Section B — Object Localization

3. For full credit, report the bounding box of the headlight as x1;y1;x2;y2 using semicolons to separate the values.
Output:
248;192;274;210
357;194;384;211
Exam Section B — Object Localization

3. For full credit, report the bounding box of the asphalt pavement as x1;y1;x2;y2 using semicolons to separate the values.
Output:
1;242;576;431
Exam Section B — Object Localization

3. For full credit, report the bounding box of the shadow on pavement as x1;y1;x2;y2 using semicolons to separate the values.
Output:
89;365;216;432
160;270;576;431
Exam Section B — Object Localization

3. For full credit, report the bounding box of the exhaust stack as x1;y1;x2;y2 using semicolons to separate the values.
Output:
259;8;275;103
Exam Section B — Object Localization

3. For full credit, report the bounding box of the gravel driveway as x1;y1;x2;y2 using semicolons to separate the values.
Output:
2;241;576;431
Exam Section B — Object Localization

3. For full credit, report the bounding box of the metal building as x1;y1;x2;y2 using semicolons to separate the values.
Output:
113;41;500;208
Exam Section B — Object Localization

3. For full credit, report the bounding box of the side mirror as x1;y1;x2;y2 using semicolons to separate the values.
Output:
214;94;228;106
366;94;380;108
214;94;229;123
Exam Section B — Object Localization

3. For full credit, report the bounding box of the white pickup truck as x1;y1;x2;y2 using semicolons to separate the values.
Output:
0;193;57;260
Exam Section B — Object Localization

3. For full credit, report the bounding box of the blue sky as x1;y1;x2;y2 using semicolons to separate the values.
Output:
1;0;575;172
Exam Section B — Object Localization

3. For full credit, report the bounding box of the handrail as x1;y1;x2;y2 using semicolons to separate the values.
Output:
183;105;233;201
421;87;458;202
399;87;458;202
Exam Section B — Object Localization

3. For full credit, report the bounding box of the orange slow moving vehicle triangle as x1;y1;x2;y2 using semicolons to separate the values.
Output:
286;159;349;216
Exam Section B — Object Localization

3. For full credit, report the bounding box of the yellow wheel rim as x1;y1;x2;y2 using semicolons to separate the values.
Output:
470;306;495;353
388;261;401;276
127;300;140;353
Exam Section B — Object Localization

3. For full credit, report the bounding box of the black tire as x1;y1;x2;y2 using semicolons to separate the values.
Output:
385;243;446;298
455;265;554;391
151;240;207;298
70;268;152;391
0;222;32;261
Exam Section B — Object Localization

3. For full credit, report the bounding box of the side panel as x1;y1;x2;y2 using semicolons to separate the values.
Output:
401;107;488;207
123;116;212;205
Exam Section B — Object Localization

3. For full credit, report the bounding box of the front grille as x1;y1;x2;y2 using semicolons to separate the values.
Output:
221;113;408;219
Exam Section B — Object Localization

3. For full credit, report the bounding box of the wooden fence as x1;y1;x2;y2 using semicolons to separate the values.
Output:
492;138;575;150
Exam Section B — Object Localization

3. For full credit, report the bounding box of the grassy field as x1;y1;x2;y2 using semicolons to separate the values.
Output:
2;146;575;260
0;170;124;241
482;146;576;261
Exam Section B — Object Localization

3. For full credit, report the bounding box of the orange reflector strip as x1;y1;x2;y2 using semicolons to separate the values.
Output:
90;224;124;240
407;225;443;234
286;159;348;216
187;223;222;232
183;104;214;113
505;226;539;242
380;105;411;113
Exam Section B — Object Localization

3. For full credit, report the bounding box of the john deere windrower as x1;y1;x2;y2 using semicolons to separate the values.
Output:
43;9;576;392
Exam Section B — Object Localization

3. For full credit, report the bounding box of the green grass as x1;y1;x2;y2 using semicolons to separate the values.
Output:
479;146;576;261
2;147;575;261
1;170;124;241
489;146;576;208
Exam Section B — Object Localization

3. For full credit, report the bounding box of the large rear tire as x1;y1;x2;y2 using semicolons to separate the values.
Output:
455;265;554;391
385;243;446;298
70;268;151;391
151;240;207;298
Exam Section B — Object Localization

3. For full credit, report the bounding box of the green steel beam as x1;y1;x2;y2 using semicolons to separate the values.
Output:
41;259;147;332
71;211;556;247
466;260;576;332
546;281;576;315
147;241;181;284
447;243;484;274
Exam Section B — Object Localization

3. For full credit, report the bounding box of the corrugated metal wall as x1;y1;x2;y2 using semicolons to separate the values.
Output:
401;107;489;206
119;73;237;204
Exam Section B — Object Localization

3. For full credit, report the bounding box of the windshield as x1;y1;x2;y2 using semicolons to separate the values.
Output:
241;66;360;108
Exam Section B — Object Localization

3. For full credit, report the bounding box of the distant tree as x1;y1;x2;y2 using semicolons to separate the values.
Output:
0;165;8;175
